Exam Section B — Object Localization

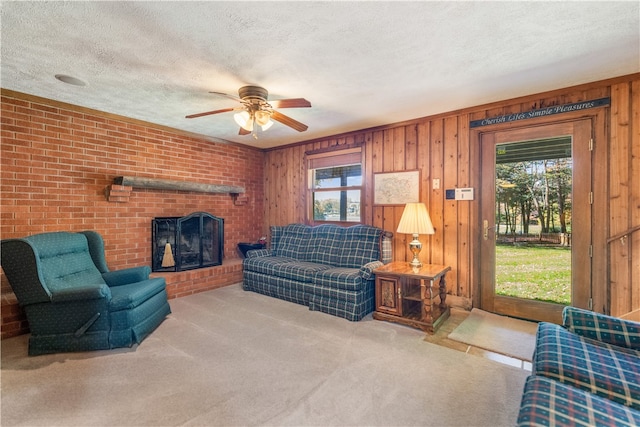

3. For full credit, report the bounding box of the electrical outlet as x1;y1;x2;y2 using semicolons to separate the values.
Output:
433;178;440;190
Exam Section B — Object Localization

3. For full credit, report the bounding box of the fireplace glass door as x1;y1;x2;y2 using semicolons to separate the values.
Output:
152;212;223;272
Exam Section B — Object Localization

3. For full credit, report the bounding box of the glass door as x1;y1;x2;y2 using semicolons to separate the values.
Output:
480;120;592;323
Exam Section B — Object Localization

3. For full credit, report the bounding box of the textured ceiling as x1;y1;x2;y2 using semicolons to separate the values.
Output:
2;1;639;149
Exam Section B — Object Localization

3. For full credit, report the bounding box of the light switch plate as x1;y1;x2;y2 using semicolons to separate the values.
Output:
433;178;440;189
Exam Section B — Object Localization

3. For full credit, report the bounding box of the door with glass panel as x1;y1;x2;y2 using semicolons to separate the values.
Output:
480;120;592;323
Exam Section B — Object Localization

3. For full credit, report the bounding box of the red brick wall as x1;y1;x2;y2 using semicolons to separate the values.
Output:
0;91;265;339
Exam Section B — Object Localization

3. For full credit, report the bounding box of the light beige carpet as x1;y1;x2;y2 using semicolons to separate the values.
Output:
448;308;538;361
2;285;529;426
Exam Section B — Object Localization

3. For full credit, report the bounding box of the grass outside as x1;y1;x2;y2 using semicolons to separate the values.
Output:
495;244;571;305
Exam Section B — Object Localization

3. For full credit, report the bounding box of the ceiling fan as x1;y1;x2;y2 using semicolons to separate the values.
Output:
186;85;311;138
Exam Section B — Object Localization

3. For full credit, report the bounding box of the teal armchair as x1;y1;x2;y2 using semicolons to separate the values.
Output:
1;231;171;356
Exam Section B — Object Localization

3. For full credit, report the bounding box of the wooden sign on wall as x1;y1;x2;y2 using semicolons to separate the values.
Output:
470;97;610;128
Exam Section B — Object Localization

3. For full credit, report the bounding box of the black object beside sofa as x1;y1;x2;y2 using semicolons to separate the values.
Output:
242;223;392;321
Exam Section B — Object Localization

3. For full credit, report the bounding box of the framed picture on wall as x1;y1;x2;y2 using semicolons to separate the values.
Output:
373;170;420;205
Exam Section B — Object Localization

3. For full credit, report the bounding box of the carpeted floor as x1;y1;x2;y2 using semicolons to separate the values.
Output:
447;308;538;361
1;284;529;426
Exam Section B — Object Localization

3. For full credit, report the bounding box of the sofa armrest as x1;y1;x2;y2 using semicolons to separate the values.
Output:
360;261;384;280
103;266;151;287
50;284;112;302
246;248;272;258
563;306;640;350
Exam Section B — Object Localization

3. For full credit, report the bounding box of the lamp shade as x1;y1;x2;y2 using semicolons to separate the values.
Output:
396;202;435;235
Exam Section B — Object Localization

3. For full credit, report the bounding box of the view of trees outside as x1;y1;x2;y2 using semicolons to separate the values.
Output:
496;158;572;236
312;165;362;222
495;156;573;305
313;190;361;222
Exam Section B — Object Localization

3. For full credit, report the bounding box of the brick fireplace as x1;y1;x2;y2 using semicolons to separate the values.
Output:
0;91;265;339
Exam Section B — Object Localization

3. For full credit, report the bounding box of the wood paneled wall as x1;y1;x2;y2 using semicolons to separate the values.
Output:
610;80;640;317
263;73;640;314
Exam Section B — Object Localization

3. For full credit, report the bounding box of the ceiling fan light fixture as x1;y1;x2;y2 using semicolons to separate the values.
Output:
186;85;311;137
254;110;270;126
260;120;273;131
233;110;253;131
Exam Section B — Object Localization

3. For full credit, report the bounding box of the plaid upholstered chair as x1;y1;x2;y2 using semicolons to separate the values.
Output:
517;307;640;426
1;231;171;356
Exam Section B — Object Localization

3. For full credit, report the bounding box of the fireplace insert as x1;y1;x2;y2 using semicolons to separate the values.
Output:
152;212;223;272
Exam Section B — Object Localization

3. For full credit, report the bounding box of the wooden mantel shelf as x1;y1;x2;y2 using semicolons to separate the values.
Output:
106;176;245;203
114;176;245;194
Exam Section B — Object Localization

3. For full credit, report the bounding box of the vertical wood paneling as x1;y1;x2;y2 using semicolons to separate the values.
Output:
405;124;418;171
363;132;374;226
393;127;406;170
416;121;431;266
443;116;459;288
591;109;609;314
631;80;640;315
610;83;630;316
417;122;431;205
372;130;384;231
430;119;444;266
457;114;471;298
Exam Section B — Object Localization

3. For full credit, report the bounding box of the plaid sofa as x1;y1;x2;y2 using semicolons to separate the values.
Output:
517;306;640;426
242;224;392;321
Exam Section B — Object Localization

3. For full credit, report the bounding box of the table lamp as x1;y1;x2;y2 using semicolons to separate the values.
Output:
396;202;435;268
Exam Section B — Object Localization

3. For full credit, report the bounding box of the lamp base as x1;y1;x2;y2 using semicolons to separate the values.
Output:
408;234;422;268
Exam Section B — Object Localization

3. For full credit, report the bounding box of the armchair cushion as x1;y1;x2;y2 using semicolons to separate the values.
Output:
563;306;640;350
109;278;167;311
102;266;152;287
517;375;640;427
28;233;106;292
533;321;640;409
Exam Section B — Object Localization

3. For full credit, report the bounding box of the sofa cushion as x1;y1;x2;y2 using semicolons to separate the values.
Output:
271;262;332;283
336;225;382;268
533;322;640;410
313;267;364;291
243;256;297;275
517;375;640;427
272;224;311;259
305;224;343;265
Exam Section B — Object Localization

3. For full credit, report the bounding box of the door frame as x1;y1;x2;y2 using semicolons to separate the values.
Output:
468;110;609;322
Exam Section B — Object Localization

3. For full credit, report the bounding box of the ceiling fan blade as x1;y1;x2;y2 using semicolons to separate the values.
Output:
269;98;311;109
271;110;309;132
238;127;251;136
185;107;236;119
209;91;243;103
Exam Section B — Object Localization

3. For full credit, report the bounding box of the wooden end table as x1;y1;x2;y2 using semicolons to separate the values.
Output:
373;262;451;333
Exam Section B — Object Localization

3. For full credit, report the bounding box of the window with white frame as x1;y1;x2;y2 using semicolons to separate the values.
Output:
307;147;363;224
